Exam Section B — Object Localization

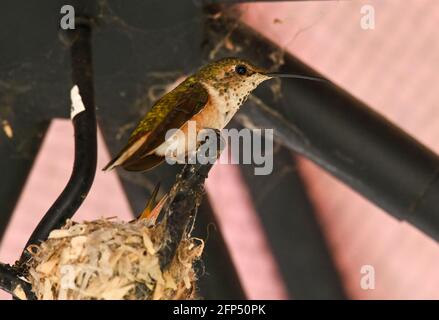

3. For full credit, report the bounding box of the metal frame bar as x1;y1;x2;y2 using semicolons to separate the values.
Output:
236;128;346;299
193;199;247;299
0;121;49;241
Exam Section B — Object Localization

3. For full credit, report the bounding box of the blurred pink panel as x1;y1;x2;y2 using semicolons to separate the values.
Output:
206;154;288;300
242;0;439;299
0;119;133;300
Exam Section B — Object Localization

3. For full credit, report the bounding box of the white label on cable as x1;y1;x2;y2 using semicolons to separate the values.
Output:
70;85;86;120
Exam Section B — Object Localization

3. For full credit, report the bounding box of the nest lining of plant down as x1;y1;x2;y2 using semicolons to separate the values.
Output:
24;217;204;300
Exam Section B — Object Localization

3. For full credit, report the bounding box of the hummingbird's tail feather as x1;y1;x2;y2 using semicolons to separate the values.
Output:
102;157;119;172
102;151;129;171
102;134;150;172
122;154;165;172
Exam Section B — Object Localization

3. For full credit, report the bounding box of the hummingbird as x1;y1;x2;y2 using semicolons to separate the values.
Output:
103;57;322;172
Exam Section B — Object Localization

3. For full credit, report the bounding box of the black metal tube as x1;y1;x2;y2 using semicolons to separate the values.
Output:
0;263;35;299
227;22;439;241
20;22;97;259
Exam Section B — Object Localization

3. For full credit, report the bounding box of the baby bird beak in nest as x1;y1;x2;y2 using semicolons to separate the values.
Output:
138;183;169;226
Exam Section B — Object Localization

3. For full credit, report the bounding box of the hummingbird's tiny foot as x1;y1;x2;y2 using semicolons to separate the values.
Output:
203;127;226;155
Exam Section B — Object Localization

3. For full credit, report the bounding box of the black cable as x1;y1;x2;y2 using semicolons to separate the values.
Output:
19;21;97;264
0;263;35;300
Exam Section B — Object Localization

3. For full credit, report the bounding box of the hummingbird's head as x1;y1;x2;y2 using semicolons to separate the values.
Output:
196;57;271;94
194;57;325;113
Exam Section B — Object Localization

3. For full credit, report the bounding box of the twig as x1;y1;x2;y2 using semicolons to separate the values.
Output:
158;130;224;270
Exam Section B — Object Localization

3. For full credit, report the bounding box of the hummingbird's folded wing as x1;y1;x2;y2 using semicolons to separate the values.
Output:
134;80;209;154
103;78;208;172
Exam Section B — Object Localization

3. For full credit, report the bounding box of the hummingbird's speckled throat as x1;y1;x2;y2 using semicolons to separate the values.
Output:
199;72;270;129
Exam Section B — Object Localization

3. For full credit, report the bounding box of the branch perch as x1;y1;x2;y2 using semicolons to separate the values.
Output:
158;130;224;270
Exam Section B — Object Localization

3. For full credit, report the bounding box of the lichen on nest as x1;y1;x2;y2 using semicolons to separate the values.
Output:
24;218;204;300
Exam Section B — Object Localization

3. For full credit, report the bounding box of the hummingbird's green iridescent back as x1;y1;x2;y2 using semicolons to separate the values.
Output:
128;75;208;144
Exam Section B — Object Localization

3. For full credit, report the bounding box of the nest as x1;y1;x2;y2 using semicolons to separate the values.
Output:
24;218;204;300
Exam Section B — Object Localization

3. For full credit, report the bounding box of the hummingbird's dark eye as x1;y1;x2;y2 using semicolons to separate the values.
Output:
235;64;247;75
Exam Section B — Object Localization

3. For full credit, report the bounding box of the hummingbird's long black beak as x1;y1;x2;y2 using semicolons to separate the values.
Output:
264;72;326;83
